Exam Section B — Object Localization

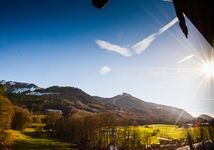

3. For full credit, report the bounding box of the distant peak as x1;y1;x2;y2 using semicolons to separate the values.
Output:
122;92;128;95
0;80;15;86
117;92;133;98
121;92;131;96
0;80;6;85
198;114;213;119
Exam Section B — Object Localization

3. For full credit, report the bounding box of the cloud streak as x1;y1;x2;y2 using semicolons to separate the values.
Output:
99;66;111;75
163;0;173;3
96;18;178;56
177;55;194;64
96;40;132;57
132;33;157;54
132;17;178;54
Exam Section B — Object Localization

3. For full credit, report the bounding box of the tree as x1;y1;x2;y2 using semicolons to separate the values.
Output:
45;112;62;134
186;130;194;150
208;126;214;141
0;86;14;148
0;86;14;130
12;106;32;131
0;86;4;95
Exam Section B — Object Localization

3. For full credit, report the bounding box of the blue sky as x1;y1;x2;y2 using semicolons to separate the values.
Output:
0;0;213;116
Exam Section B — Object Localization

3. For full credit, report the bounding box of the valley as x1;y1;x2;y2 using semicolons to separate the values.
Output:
1;81;214;150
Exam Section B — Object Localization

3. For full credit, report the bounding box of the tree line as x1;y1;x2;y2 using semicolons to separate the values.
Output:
44;111;153;150
0;86;32;149
43;111;214;150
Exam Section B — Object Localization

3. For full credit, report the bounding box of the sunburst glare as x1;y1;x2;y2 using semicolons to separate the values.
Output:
202;61;214;77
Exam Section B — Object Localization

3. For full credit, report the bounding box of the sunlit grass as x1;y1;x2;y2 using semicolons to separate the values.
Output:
31;123;46;128
5;129;73;150
116;124;187;144
138;124;187;144
6;130;29;141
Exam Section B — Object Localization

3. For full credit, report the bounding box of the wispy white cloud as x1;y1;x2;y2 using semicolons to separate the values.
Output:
95;40;132;57
132;17;178;54
99;66;111;75
96;18;178;56
177;55;194;64
158;17;178;34
163;0;173;3
131;33;157;54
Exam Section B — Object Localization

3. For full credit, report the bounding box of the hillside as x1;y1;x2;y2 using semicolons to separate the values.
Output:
1;80;193;124
197;114;214;123
94;93;193;124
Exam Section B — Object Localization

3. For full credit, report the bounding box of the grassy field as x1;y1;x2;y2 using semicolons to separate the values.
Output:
4;124;187;149
6;129;74;150
137;124;187;144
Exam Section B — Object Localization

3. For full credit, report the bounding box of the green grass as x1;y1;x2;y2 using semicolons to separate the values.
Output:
31;123;46;128
5;124;187;149
133;124;187;144
6;130;74;150
142;124;186;143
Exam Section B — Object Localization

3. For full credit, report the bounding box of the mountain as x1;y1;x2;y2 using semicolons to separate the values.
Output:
197;114;214;123
0;80;40;94
0;80;112;113
0;80;97;103
94;93;193;124
1;80;193;124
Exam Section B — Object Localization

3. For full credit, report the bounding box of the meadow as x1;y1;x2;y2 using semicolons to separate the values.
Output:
4;123;187;150
136;124;186;143
5;127;73;150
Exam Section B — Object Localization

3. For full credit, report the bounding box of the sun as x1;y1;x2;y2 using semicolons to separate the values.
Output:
202;61;214;77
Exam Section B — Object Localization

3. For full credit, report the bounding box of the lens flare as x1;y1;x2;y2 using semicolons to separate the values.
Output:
202;62;214;77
